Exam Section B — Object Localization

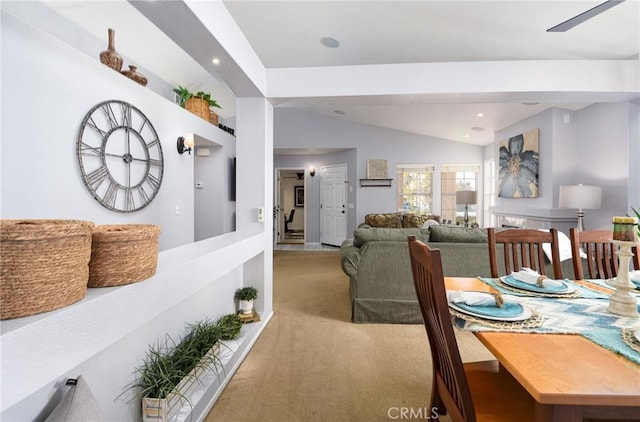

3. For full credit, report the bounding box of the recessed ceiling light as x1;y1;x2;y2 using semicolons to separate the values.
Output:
321;37;340;48
476;112;484;117
471;126;484;132
464;134;470;138
334;110;346;115
522;102;540;106
211;57;220;66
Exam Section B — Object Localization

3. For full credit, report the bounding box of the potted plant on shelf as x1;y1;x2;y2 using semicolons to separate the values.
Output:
173;85;222;125
120;314;242;422
235;286;258;315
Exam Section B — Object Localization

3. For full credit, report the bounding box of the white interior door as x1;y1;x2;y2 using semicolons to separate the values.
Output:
320;164;347;246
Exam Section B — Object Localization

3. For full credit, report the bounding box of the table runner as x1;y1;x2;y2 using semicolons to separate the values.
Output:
452;279;640;365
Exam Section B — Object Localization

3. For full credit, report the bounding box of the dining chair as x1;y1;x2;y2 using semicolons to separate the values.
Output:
407;236;534;422
570;228;640;280
284;209;295;233
487;228;563;279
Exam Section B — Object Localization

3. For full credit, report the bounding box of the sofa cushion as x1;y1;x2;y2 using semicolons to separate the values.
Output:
428;225;488;243
402;213;441;228
364;213;403;228
353;227;427;247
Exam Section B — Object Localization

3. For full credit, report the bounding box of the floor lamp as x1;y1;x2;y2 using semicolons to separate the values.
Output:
456;190;477;228
559;184;602;232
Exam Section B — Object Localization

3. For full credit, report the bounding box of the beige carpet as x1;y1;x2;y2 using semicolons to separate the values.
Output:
206;251;494;422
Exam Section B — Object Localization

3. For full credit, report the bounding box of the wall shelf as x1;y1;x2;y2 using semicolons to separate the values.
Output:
360;178;393;187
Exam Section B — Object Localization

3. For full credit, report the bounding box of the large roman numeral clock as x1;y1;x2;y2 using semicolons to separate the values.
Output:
77;100;164;212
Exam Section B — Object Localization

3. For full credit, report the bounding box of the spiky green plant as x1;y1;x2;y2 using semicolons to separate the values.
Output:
120;313;242;402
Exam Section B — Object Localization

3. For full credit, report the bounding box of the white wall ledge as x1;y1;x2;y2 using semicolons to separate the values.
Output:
0;230;264;413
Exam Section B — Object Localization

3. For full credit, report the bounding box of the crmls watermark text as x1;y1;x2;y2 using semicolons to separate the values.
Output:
387;407;440;420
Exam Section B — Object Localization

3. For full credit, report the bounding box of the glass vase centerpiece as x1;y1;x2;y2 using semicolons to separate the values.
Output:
607;216;639;317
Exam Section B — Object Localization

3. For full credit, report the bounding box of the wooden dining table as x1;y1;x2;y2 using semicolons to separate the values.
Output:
445;277;640;422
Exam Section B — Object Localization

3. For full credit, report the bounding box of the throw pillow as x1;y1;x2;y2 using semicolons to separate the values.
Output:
364;213;403;228
45;376;103;422
428;225;488;243
421;219;440;230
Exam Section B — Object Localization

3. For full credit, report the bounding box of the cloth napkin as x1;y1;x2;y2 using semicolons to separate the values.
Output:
630;271;640;288
510;268;564;288
447;290;504;308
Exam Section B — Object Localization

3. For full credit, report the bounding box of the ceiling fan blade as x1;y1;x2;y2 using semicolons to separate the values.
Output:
547;0;625;32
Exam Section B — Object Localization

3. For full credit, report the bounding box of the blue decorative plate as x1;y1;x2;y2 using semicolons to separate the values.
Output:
501;276;573;294
454;301;524;318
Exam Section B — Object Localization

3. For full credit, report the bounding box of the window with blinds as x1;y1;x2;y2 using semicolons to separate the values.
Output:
396;165;435;214
440;164;481;225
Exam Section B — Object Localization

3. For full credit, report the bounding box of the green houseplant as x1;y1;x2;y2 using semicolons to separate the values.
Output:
122;314;242;421
235;286;258;315
173;85;222;109
173;85;222;125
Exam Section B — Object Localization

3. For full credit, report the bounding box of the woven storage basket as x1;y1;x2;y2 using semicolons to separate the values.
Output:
209;110;219;126
0;219;94;320
88;224;160;287
185;97;210;122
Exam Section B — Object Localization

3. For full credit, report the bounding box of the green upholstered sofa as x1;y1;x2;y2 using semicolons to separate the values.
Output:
340;224;576;324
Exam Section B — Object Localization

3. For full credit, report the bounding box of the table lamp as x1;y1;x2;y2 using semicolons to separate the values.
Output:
558;184;602;232
455;190;477;228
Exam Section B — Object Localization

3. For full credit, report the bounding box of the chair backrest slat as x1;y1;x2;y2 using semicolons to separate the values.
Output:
569;228;632;280
488;228;562;279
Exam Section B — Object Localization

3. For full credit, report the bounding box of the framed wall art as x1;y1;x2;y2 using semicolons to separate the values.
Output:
498;128;539;198
294;186;304;207
366;159;388;179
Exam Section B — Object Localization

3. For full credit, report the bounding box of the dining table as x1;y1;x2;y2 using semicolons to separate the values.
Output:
445;276;640;422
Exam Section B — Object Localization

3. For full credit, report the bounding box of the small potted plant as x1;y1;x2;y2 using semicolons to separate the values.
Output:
235;286;258;315
173;85;222;124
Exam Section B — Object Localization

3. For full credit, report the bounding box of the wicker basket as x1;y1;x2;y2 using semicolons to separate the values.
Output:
88;224;160;287
0;219;94;320
185;97;210;122
209;110;219;126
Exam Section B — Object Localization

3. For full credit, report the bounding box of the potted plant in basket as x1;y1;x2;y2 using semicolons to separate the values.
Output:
173;85;222;125
235;286;258;315
120;314;242;422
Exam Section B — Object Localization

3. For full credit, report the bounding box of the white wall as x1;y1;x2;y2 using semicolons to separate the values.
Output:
493;104;638;232
575;102;637;227
1;9;272;422
0;11;235;251
274;108;485;233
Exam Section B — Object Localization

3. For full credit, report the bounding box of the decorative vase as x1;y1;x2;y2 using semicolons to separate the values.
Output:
99;28;123;71
121;65;148;86
239;299;254;315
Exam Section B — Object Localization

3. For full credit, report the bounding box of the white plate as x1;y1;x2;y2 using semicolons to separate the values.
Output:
500;276;575;295
449;301;533;322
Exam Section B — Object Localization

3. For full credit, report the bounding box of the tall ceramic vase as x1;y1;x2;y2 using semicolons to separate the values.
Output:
99;28;123;71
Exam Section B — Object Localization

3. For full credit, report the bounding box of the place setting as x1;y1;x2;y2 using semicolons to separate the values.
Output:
485;268;606;299
446;289;543;330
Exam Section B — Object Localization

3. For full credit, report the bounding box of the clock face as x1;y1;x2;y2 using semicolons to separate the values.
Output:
77;100;164;213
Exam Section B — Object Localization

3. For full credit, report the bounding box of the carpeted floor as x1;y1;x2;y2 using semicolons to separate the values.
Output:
205;250;494;422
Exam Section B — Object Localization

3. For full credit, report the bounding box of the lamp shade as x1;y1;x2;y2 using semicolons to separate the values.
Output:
455;190;477;205
559;184;602;210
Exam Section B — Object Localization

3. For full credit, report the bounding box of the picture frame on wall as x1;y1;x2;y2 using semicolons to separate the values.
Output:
294;186;304;207
367;159;388;179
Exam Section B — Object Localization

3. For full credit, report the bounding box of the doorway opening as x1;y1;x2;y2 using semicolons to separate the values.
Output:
276;168;305;244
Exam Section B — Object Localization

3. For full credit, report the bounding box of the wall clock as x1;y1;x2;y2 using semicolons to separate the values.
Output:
77;100;164;213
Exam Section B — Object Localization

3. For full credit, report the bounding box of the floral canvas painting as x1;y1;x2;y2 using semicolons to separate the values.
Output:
498;128;539;198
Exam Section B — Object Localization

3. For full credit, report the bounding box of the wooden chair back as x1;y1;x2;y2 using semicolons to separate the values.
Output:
569;228;617;280
408;236;476;422
570;228;640;279
487;228;563;279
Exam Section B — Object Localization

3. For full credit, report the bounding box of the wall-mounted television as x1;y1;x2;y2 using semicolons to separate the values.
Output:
229;157;236;201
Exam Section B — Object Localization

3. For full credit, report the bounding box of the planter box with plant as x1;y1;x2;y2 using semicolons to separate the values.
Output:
235;286;258;315
121;313;242;422
173;85;222;125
